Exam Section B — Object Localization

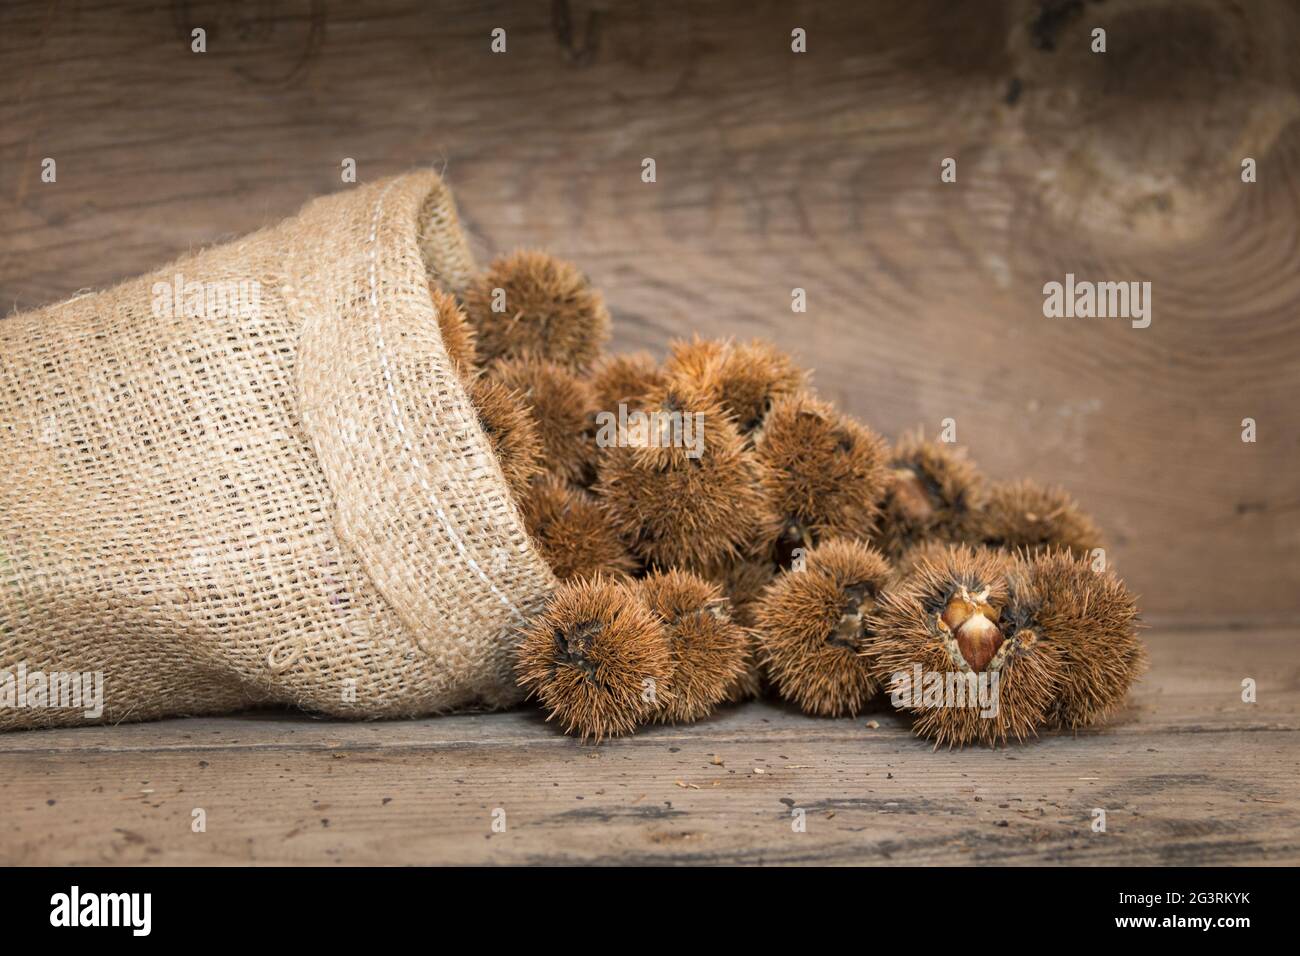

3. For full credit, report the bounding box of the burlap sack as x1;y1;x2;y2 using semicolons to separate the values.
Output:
0;170;557;731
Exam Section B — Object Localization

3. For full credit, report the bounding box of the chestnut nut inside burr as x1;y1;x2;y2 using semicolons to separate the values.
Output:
937;585;1004;671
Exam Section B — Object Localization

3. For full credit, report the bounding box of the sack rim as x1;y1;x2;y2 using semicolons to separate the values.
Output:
285;171;556;704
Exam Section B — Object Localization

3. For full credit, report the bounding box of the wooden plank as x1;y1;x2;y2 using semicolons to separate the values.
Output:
1;626;1295;865
1;1;1298;624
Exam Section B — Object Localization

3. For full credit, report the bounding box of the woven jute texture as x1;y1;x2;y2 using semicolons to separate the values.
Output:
0;170;557;730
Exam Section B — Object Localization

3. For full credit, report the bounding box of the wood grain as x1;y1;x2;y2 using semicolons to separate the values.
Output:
1;626;1296;865
2;0;1299;622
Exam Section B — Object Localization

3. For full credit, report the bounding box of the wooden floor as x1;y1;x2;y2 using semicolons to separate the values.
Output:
1;625;1295;866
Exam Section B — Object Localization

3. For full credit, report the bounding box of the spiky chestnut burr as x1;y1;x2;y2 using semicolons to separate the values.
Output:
515;575;673;741
591;352;668;414
701;558;776;702
467;374;543;497
870;431;984;561
724;641;767;703
431;287;478;376
894;539;957;580
979;479;1103;560
593;384;778;571
752;538;891;717
866;544;1061;747
664;336;806;435
490;356;598;487
707;558;776;629
636;570;748;724
1014;549;1145;729
521;477;637;582
752;392;889;567
463;250;611;372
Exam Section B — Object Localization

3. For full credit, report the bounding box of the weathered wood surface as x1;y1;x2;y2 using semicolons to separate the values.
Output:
1;626;1296;865
1;0;1298;623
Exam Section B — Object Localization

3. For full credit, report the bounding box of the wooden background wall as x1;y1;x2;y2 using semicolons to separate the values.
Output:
2;0;1298;626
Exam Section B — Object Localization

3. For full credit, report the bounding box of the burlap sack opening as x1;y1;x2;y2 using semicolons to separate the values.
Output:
0;170;557;731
